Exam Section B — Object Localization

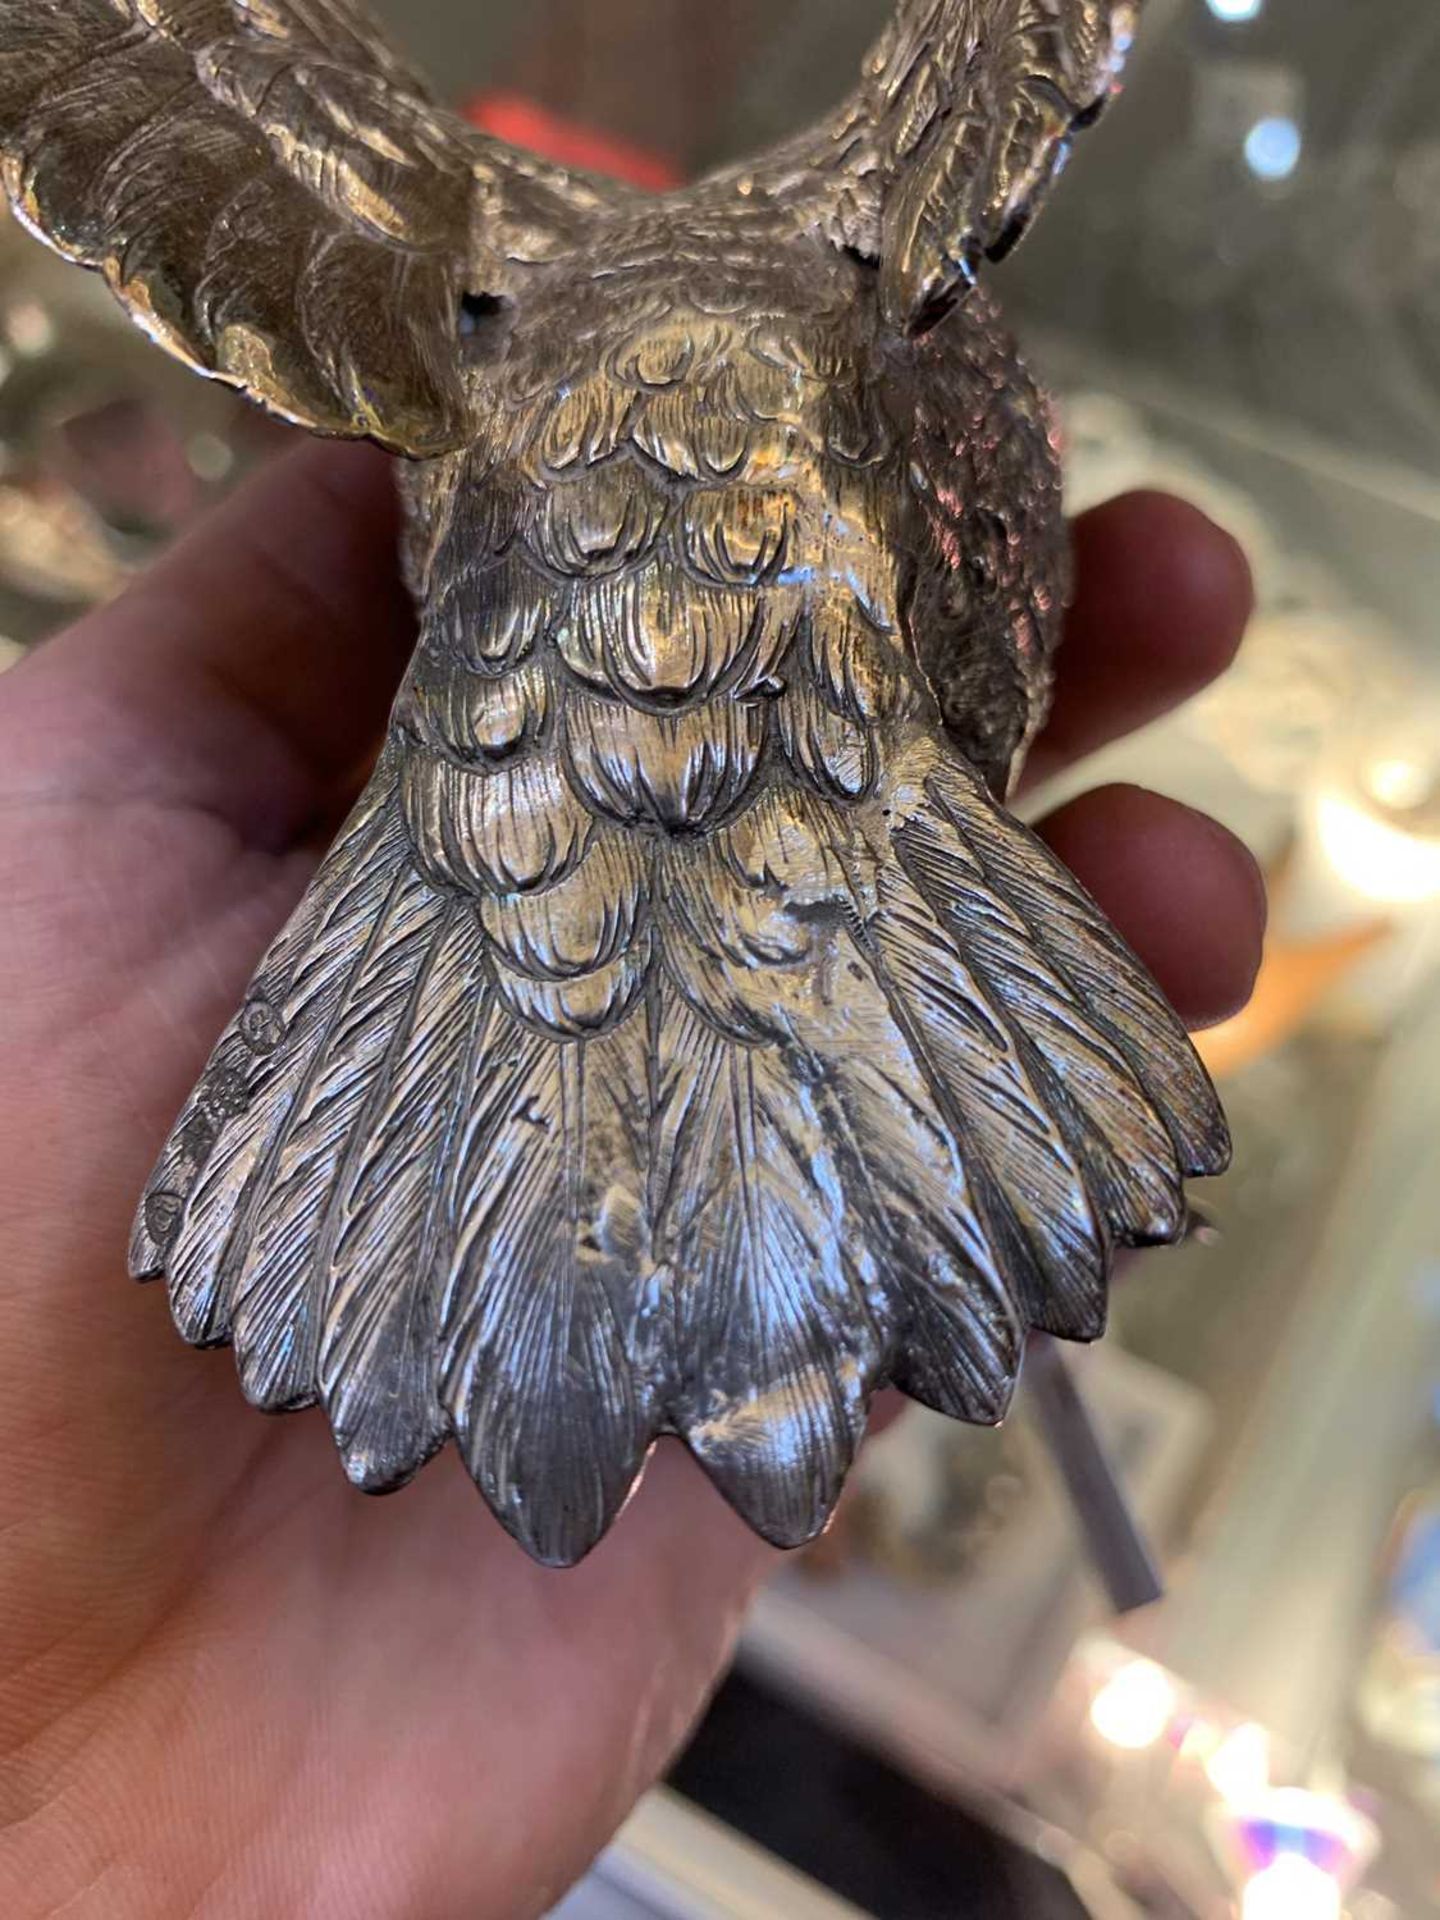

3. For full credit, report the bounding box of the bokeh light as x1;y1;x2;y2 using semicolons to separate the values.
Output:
1242;1856;1342;1920
1245;116;1303;181
1089;1659;1178;1751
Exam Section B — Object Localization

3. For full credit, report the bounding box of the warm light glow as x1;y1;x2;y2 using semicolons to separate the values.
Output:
1365;755;1433;810
1245;116;1303;182
1207;0;1264;18
1178;1716;1222;1766
1316;788;1440;906
1241;1856;1341;1920
1206;1722;1272;1805
5;300;55;358
186;432;235;485
1089;1659;1177;1751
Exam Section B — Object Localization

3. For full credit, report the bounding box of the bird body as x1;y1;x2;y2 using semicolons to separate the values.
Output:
0;0;1225;1565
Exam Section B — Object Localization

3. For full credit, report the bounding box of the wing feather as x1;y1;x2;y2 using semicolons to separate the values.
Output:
733;0;1141;330
925;755;1228;1175
659;991;879;1549
228;866;443;1411
321;904;490;1492
859;856;1108;1337
893;791;1186;1241
151;772;405;1344
0;0;622;451
440;1005;659;1566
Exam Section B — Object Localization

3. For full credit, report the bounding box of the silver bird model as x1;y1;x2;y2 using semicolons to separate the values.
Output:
0;0;1227;1566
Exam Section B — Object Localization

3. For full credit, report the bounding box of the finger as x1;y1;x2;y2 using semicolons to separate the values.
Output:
1037;784;1267;1029
143;438;413;785
1024;492;1253;789
4;440;412;846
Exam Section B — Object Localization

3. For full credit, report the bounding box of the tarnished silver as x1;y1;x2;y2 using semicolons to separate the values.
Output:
0;0;1229;1567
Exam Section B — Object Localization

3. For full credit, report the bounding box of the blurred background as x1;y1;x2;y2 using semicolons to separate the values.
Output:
7;1;1440;1914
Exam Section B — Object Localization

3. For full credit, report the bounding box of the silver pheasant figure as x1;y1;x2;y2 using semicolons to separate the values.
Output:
0;0;1227;1566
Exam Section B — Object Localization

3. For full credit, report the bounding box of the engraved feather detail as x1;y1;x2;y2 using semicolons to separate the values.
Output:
0;2;1139;420
321;903;489;1491
733;0;1142;331
7;0;1198;1561
0;0;627;452
130;248;1225;1565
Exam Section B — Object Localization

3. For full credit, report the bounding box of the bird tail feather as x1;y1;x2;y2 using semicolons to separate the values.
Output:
132;734;1226;1565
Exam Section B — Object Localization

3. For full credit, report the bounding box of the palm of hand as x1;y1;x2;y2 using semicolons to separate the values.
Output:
0;447;1259;1919
0;449;770;1920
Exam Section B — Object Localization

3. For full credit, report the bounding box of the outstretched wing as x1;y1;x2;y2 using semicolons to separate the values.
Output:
739;0;1140;331
0;1;622;453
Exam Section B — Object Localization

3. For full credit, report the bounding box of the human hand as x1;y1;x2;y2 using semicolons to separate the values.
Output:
0;445;1261;1919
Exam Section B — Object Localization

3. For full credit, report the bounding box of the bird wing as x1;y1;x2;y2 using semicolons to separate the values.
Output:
737;0;1140;331
0;1;624;454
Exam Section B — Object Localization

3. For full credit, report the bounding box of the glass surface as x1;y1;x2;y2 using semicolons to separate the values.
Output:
6;4;1440;1915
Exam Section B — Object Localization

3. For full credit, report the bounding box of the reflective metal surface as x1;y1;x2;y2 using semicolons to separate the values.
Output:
0;1;1230;1567
729;373;1440;1914
4;2;1439;1917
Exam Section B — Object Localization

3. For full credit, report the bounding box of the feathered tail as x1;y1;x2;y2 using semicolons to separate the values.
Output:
131;731;1225;1567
